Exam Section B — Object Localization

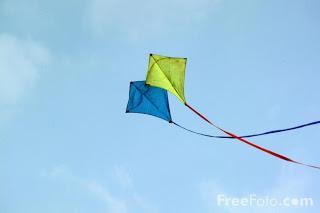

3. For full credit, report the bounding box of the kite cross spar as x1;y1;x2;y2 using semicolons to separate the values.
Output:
126;54;320;170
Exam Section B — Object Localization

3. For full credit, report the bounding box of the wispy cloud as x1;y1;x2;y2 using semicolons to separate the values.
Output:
87;181;128;213
86;0;222;41
113;165;133;190
43;165;128;213
43;165;157;213
0;33;51;105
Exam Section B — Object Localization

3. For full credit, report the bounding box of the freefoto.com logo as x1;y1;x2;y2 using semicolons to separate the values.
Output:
217;194;314;208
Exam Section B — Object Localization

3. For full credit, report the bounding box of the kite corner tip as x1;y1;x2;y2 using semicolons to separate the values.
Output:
125;110;129;113
149;53;153;56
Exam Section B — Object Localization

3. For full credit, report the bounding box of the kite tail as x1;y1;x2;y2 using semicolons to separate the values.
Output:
184;103;320;170
229;120;320;138
171;121;218;138
185;103;213;125
171;121;237;138
173;120;320;139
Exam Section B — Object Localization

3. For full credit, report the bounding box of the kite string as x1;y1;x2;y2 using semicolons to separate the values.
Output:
184;102;320;170
171;121;217;138
231;120;320;138
173;120;320;139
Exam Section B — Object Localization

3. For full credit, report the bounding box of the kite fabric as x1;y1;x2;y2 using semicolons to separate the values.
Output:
126;81;172;122
146;54;186;103
143;53;320;170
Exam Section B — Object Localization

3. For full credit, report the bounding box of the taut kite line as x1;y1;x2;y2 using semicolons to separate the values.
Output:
126;54;320;170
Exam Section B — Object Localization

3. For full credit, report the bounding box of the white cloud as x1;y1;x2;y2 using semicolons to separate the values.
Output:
0;33;50;105
87;180;128;213
132;193;158;213
43;165;128;213
86;0;222;40
113;165;133;190
43;165;157;213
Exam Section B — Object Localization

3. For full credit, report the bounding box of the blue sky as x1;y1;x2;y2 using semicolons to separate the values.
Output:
1;0;320;212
